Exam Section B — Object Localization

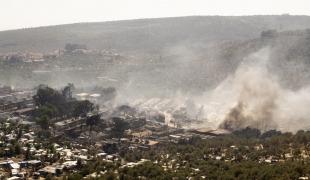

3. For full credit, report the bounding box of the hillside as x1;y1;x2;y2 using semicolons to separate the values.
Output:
1;15;310;98
1;15;310;54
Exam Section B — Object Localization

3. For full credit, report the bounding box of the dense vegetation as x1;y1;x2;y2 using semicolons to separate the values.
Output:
31;84;98;137
65;128;310;179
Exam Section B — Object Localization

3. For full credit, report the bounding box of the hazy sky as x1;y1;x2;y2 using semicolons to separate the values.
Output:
0;0;309;31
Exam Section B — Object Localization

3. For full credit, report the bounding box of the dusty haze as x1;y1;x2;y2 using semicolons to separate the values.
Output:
1;17;310;132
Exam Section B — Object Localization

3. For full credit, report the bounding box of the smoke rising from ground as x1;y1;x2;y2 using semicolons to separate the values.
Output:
200;47;310;132
2;30;310;133
90;46;310;133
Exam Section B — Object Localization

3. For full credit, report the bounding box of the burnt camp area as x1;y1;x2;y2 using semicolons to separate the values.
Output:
2;15;310;179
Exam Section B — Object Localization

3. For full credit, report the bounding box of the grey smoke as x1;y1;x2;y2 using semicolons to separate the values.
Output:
201;47;310;132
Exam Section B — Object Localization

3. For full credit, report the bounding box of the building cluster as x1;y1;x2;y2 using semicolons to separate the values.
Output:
0;85;232;179
0;86;34;124
0;44;123;66
0;52;55;64
0;120;122;179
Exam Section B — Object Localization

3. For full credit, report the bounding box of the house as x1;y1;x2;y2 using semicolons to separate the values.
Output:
63;161;77;169
254;144;264;150
27;160;41;167
11;168;19;177
9;163;20;169
38;166;57;176
0;161;9;168
7;177;21;180
97;152;107;158
12;107;34;116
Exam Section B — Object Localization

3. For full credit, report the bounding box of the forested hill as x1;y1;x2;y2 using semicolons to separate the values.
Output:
1;15;310;53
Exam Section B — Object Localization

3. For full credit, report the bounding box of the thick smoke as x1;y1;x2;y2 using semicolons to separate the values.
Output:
219;65;278;131
3;37;310;133
121;46;310;133
202;47;310;132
